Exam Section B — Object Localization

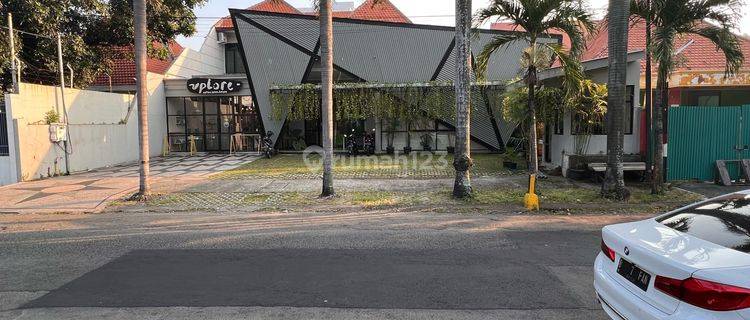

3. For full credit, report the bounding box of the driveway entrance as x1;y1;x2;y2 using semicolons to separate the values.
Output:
0;154;258;213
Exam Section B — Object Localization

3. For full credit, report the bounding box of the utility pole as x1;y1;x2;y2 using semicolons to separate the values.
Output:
57;33;70;175
7;12;18;93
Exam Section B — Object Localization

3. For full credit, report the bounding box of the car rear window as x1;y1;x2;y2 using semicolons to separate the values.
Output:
657;193;750;254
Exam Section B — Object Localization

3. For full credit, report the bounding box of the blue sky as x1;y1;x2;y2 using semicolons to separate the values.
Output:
176;0;750;50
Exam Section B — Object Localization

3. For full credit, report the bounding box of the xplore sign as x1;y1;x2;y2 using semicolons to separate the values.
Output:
187;78;243;95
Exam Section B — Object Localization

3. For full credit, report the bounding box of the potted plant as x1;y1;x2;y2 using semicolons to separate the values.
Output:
446;134;455;154
420;133;433;152
385;119;398;154
502;149;521;170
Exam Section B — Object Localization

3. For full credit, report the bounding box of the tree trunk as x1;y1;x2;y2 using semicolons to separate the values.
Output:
527;65;538;174
651;65;667;194
601;0;630;200
320;0;335;197
452;0;472;198
134;0;150;198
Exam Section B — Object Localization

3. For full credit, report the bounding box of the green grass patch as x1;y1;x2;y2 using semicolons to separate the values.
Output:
212;153;515;180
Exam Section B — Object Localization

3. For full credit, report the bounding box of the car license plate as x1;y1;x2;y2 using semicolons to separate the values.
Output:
617;258;651;291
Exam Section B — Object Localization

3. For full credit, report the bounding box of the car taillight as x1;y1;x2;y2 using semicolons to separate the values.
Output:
655;276;750;311
600;239;616;262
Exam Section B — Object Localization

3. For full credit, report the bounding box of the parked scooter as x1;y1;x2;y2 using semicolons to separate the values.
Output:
263;131;276;159
362;129;375;155
345;129;359;156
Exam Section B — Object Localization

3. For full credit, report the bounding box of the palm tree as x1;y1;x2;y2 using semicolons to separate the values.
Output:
319;0;335;197
453;0;473;198
629;0;744;194
475;0;594;178
133;0;150;199
601;0;631;200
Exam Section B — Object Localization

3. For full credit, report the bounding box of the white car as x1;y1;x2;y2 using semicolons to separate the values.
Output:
595;190;750;320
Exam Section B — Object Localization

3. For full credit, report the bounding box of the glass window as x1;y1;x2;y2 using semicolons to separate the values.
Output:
167;98;186;115
186;98;202;115
220;97;233;115
225;43;246;74
204;98;219;115
168;116;186;133
205;115;220;133
186;116;204;135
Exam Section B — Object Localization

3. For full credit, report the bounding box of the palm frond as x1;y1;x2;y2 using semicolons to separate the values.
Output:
690;25;744;75
543;43;585;100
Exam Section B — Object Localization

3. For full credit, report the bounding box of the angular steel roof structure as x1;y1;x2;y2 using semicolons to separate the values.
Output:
229;9;560;149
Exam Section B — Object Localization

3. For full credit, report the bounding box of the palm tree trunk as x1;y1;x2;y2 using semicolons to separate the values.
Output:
651;65;667;194
320;0;335;197
601;0;630;200
134;0;150;198
527;65;539;174
452;0;472;198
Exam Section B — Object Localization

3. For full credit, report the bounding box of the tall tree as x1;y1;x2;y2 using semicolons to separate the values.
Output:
629;0;744;194
601;0;631;200
133;0;150;199
453;0;473;198
270;0;384;197
0;0;203;88
475;0;593;188
320;0;335;197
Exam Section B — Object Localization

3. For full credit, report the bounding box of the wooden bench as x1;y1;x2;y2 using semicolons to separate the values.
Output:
587;162;647;181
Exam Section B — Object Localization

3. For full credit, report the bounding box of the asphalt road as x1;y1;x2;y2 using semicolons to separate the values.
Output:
0;210;645;319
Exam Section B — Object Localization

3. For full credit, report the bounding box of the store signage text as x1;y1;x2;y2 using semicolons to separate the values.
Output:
187;78;243;94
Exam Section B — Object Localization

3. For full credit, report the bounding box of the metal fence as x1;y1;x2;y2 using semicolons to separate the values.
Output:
667;105;750;181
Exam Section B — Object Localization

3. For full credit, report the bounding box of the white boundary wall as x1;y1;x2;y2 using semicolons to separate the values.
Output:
1;83;137;185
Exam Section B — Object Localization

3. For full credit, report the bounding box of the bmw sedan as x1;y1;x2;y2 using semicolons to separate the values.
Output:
595;190;750;320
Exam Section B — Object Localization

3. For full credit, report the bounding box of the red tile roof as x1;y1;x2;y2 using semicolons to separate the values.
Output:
92;41;184;87
348;0;410;23
215;0;302;30
582;20;750;72
216;0;411;30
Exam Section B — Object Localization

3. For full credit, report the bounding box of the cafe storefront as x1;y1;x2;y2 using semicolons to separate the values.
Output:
163;76;263;153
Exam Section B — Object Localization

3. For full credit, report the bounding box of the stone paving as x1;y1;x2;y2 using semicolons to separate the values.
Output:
0;154;259;213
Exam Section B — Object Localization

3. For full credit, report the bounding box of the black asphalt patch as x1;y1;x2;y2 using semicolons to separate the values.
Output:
24;248;584;309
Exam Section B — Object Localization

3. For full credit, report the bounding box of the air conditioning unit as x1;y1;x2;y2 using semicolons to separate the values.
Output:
217;32;227;44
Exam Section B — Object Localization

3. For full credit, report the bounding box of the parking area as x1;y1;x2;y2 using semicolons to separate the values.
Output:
0;154;259;213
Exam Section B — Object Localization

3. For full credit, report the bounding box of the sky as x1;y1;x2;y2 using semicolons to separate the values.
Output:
177;0;750;51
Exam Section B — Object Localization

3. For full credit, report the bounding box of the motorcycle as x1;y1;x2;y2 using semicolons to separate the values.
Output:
345;129;359;156
362;129;375;155
262;131;276;159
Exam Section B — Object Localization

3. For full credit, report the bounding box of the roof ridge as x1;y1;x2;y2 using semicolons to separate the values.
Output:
350;0;411;23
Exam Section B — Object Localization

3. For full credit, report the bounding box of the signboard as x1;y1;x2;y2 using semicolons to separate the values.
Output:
187;78;243;95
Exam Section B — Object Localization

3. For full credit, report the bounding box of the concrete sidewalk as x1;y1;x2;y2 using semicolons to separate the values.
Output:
0;154;258;214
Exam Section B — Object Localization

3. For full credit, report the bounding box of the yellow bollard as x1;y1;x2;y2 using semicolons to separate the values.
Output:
524;173;540;210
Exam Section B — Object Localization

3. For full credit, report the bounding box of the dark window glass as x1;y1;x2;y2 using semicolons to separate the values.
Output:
657;194;750;253
225;44;246;74
168;116;186;133
167;98;186;115
186;116;204;135
204;98;219;114
186;98;202;115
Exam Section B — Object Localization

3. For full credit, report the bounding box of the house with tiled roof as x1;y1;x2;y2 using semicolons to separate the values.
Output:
583;19;750;107
89;41;184;92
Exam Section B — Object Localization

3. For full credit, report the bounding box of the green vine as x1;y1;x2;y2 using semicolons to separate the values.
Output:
269;81;504;124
